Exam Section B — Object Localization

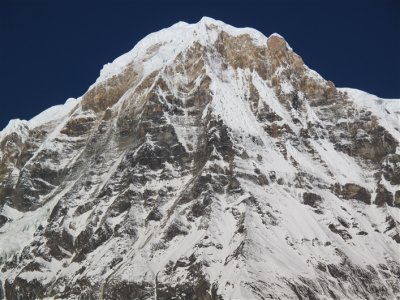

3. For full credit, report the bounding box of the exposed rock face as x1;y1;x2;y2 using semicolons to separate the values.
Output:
383;154;400;185
302;192;322;208
1;17;400;299
375;184;394;207
395;190;400;207
333;183;372;204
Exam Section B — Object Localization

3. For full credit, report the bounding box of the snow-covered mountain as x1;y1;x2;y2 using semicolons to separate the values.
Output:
1;17;400;299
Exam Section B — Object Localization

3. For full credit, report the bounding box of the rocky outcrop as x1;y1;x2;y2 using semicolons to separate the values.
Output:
303;192;322;208
333;183;372;204
395;191;400;208
383;154;400;185
375;184;394;207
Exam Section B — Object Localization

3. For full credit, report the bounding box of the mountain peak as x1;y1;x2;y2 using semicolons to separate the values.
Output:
1;19;400;300
198;16;223;26
93;18;276;87
83;18;317;114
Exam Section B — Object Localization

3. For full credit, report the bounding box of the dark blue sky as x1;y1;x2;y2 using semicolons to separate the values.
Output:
1;0;399;130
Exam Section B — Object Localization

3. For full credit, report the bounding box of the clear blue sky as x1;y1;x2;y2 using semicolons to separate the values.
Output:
1;0;399;130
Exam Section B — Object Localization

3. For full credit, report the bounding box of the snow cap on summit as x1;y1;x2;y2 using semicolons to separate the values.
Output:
93;17;280;88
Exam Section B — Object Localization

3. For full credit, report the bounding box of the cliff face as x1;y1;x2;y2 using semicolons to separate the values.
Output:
1;17;400;299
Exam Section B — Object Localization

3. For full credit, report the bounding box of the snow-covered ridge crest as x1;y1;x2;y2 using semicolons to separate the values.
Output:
0;97;79;140
340;87;400;145
0;119;30;143
339;87;400;102
93;17;279;88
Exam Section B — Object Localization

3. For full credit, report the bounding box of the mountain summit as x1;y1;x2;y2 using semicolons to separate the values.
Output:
1;18;400;299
